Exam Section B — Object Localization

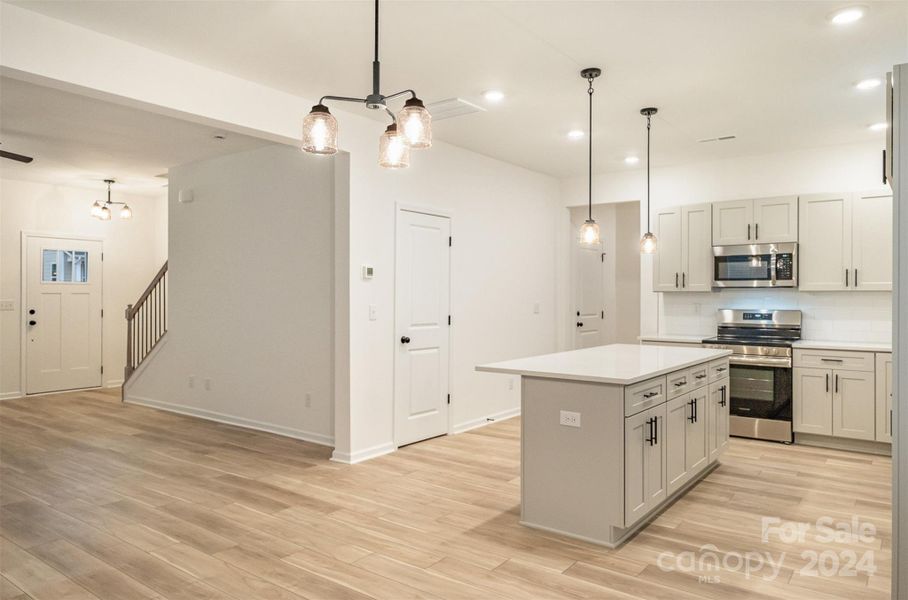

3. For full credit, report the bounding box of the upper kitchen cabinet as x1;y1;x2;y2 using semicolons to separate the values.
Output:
712;196;798;245
799;192;892;291
653;204;712;292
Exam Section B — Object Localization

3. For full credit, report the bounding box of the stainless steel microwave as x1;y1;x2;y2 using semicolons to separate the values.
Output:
712;243;798;288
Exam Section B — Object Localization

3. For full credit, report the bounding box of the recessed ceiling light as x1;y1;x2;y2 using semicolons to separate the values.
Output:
624;156;640;165
829;6;865;25
482;90;505;103
869;122;888;131
567;130;585;139
855;78;881;90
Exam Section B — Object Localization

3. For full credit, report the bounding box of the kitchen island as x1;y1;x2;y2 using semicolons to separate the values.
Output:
477;343;732;547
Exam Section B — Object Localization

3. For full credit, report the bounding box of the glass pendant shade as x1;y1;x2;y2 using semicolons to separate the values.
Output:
120;204;133;220
397;97;432;149
301;104;338;155
99;205;111;221
640;231;658;254
90;201;103;218
579;219;600;247
378;123;410;169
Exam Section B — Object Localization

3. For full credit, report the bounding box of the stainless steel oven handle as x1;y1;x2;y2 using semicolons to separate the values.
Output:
728;355;792;368
771;250;777;286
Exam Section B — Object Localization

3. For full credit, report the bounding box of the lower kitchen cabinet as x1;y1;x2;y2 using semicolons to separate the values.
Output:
666;389;708;496
876;353;893;443
793;367;833;435
624;403;667;527
708;379;730;462
832;370;875;440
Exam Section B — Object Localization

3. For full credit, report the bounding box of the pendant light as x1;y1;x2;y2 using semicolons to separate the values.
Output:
301;0;431;167
90;179;132;221
578;68;602;247
639;107;658;254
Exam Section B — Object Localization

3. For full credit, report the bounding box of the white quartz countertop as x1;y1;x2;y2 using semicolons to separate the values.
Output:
638;335;704;344
793;340;892;353
476;343;732;386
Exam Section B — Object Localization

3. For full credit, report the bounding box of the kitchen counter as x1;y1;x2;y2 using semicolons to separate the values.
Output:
638;335;705;344
793;340;892;353
477;343;730;385
476;343;732;548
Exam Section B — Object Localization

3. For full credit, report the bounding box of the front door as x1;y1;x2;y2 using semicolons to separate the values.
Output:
25;236;103;394
395;209;451;446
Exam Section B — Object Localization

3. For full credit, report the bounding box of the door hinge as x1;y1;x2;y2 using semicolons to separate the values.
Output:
447;393;451;405
448;236;452;247
601;310;604;319
101;252;104;262
101;309;104;318
448;315;451;326
601;253;605;262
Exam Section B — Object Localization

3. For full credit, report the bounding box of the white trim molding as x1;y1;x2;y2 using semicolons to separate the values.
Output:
0;391;24;401
330;442;396;465
124;394;334;447
453;407;520;434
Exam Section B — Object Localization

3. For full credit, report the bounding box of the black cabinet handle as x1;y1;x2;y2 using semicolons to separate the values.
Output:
747;224;751;240
645;418;654;446
675;273;679;288
835;374;839;394
654;416;658;445
719;385;727;407
854;269;858;287
755;223;759;240
845;269;849;287
400;336;411;344
682;272;686;288
826;373;829;392
643;391;658;399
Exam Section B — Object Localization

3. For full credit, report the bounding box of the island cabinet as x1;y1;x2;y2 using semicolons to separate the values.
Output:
478;343;732;548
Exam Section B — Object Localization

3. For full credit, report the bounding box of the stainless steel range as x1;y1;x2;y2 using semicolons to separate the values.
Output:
702;309;801;443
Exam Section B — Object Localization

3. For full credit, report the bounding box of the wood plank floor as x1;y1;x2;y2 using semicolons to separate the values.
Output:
0;388;891;600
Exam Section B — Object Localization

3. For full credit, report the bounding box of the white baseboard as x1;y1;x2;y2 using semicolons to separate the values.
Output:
0;391;23;401
330;442;396;464
124;394;334;447
453;407;520;434
104;379;124;388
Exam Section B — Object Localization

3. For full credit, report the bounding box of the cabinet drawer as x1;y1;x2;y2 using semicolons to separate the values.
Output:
667;369;692;400
689;363;710;390
624;376;667;417
793;349;874;372
709;358;730;382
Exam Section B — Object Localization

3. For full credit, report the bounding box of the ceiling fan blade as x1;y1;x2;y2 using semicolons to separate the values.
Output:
0;150;34;163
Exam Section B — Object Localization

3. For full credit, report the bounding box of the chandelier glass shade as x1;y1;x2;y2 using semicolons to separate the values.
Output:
378;123;410;169
301;104;338;155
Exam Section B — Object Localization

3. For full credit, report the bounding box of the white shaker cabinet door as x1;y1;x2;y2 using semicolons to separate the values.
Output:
653;207;683;292
752;196;798;243
665;393;691;495
681;203;713;292
876;353;893;443
793;367;833;435
832;369;876;441
851;192;893;291
624;403;667;527
798;194;851;291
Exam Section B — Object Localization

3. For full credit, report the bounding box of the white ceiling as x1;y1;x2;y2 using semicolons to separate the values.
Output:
6;1;908;178
0;77;269;194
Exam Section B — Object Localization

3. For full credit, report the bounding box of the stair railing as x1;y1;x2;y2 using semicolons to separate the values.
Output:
124;261;168;386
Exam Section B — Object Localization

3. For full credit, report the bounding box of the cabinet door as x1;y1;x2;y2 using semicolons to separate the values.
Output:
624;404;667;527
653;207;682;292
753;196;798;243
681;204;713;292
876;354;893;443
665;394;690;495
851;192;893;291
712;199;753;246
686;388;709;475
798;194;851;291
708;379;730;462
793;367;832;435
832;370;876;441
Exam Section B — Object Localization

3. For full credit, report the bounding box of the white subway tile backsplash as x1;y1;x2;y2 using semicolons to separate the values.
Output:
659;290;891;343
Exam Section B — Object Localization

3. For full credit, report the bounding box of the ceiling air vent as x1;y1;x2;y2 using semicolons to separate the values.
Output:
698;135;737;143
426;98;486;121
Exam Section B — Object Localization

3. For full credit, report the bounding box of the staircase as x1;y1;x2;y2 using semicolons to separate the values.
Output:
123;261;168;391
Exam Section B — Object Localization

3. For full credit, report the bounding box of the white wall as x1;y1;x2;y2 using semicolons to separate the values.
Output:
125;144;338;444
614;201;641;344
0;178;167;398
559;141;891;341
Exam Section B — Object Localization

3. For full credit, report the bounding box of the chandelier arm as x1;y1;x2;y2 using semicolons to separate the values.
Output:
384;89;416;102
319;95;367;105
383;106;397;123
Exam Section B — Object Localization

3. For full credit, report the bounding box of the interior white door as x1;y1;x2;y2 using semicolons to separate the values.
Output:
395;210;451;447
25;236;103;394
573;236;605;348
851;192;893;291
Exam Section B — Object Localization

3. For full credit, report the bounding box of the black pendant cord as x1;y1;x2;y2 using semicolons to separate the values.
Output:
372;0;380;96
646;115;651;232
587;76;594;222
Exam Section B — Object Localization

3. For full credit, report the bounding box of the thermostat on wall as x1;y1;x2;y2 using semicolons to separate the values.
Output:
362;265;374;279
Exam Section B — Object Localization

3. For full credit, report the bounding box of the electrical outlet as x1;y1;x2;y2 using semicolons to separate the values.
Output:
305;392;312;408
188;375;195;388
204;378;211;391
560;410;581;428
533;302;540;314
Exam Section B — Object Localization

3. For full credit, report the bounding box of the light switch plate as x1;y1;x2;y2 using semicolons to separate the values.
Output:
0;300;14;312
368;304;377;321
559;410;581;428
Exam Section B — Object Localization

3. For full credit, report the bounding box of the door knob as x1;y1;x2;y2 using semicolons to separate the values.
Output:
28;320;37;326
576;322;583;328
28;309;36;315
400;336;411;344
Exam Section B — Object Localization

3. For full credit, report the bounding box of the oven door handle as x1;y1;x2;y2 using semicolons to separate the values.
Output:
770;250;777;286
728;355;792;368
